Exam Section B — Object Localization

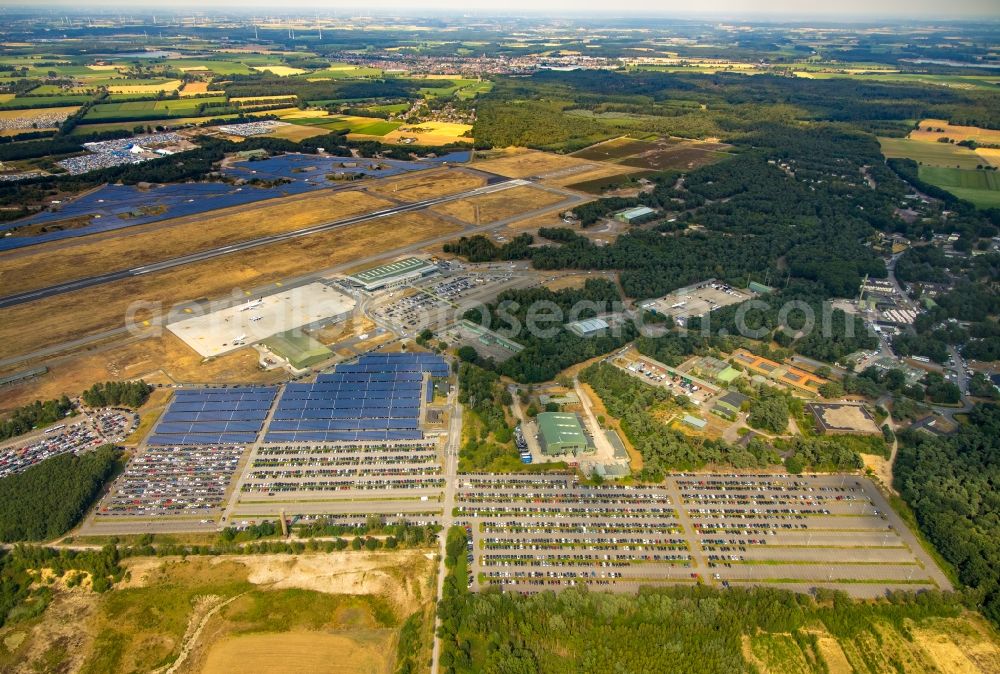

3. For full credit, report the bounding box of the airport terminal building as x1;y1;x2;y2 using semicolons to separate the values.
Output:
346;257;439;292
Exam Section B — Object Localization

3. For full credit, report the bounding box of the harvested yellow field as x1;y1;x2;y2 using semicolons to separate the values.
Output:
107;79;182;94
179;81;224;97
378;121;473;145
475;147;618;180
976;147;1000;168
366;168;485;202
0;331;282;414
0;105;80;121
0;93;14;103
0;212;459;359
251;65;307;76
231;95;299;103
432;184;566;224
201;632;394;674
86;64;120;71
0;127;57;136
0;189;393;296
268;124;332;141
909;119;1000;145
271;108;331;120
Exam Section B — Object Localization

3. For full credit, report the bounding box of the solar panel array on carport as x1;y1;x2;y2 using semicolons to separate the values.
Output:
149;387;278;445
264;353;447;443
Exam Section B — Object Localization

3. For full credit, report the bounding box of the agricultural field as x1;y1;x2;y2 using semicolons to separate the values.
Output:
305;65;385;80
166;58;256;75
179;81;224;97
266;123;333;141
908;119;1000;145
0;211;460;359
288;114;403;136
878;137;984;169
0;94;93;109
82;96;228;121
379;121;473;145
976;147;1000;168
879;131;1000;205
919;166;1000;208
251;65;307;76
105;80;183;95
792;70;1000;90
0;552;436;674
69;114;243;134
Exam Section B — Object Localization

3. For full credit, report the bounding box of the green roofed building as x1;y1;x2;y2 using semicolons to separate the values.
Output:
263;330;332;371
346;257;438;292
537;412;588;456
615;206;657;224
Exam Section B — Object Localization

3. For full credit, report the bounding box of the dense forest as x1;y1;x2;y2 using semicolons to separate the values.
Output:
437;527;972;674
466;278;635;383
0;445;121;542
449;124;915;314
473;69;1000;150
894;404;1000;625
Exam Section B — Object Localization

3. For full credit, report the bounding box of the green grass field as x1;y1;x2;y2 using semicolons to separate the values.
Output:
288;115;401;136
878;137;984;169
364;102;409;114
0;94;94;108
455;80;494;99
798;71;1000;91
919;166;1000;208
83;96;228;120
305;66;384;79
165;58;254;75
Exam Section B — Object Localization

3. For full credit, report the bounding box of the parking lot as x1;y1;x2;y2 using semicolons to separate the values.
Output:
456;473;949;597
0;409;135;479
95;444;246;518
638;280;756;327
224;441;446;521
369;270;535;335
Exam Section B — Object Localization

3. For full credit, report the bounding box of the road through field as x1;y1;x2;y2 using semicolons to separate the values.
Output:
0;179;526;310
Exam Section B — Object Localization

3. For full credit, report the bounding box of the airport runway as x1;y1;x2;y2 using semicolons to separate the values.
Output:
0;178;526;310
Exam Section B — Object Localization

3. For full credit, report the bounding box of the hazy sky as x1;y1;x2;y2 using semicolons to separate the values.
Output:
16;0;1000;20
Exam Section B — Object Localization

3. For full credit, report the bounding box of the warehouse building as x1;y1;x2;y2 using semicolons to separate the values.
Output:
537;412;589;456
346;257;438;292
566;317;609;337
614;206;657;224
